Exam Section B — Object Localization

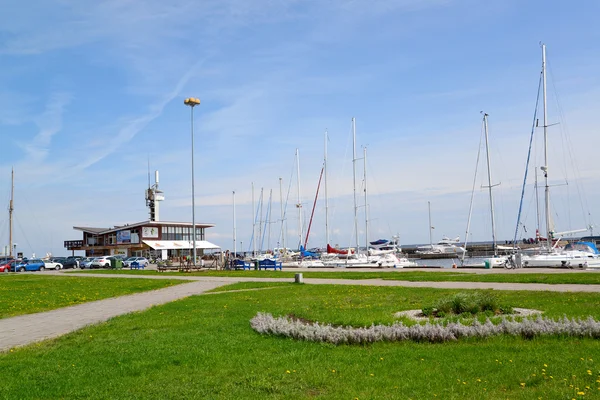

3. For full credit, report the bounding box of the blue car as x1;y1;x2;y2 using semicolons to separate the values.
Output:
12;259;46;272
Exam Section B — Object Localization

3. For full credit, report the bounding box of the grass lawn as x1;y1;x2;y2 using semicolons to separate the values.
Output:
69;268;600;284
0;274;189;319
1;284;599;399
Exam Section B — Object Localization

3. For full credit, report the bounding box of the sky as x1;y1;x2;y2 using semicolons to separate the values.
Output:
1;0;600;257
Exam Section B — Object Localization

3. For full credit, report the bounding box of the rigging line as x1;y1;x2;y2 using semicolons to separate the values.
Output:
364;147;393;239
304;164;324;249
282;162;296;248
513;73;543;247
548;62;592;228
276;161;296;250
462;117;485;264
260;190;271;252
14;216;34;256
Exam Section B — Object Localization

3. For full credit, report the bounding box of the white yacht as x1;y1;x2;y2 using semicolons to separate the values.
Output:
416;237;466;256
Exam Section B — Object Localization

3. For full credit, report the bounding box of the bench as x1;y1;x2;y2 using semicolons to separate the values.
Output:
230;259;251;270
130;261;144;270
157;261;178;272
258;259;282;271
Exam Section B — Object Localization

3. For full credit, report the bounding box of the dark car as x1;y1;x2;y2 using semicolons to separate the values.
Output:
66;256;83;267
52;257;78;269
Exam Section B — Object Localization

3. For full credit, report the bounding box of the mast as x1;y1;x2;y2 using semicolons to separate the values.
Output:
428;201;433;249
267;189;273;251
233;191;236;257
252;182;256;257
541;43;552;249
352;118;359;253
363;146;369;259
482;113;498;255
9;168;14;258
258;188;264;253
324;129;330;246
279;177;285;253
295;149;303;249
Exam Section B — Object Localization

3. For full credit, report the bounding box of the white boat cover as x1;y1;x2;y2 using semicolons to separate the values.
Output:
142;240;220;250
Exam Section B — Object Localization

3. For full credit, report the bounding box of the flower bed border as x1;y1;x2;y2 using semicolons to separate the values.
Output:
250;312;600;344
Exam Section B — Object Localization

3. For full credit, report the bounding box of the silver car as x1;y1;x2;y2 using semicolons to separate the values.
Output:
79;257;96;269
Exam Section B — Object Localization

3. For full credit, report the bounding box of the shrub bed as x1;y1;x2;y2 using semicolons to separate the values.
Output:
251;312;600;344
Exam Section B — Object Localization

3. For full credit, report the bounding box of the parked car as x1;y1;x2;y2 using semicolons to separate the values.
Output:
79;257;95;269
0;259;16;272
90;256;114;269
12;259;46;272
66;255;84;267
52;257;78;269
123;257;149;268
43;259;63;270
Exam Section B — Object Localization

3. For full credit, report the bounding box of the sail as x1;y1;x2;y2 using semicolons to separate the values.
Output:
326;244;354;255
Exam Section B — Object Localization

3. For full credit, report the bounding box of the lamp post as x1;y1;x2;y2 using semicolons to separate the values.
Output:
184;97;201;266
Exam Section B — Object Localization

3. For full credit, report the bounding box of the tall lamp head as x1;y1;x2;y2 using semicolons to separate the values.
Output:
184;98;201;107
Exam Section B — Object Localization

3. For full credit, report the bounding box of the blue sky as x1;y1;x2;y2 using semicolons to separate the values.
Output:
1;0;600;257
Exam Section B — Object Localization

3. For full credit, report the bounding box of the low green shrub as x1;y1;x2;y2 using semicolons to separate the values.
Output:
426;291;513;318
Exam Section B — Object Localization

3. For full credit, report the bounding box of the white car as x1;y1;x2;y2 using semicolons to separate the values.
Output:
123;257;149;268
43;260;63;270
90;256;114;269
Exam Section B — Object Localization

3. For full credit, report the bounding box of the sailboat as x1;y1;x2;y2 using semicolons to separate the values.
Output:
322;118;414;268
511;44;600;269
460;113;509;268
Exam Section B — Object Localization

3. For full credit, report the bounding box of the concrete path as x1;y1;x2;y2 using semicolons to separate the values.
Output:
0;280;227;352
54;271;600;293
2;271;600;352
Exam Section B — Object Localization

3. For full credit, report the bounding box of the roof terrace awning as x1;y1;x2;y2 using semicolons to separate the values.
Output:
142;240;220;250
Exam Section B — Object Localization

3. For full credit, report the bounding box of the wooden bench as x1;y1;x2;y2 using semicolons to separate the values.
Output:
157;261;178;272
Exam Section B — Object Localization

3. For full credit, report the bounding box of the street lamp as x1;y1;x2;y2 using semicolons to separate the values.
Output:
184;97;201;267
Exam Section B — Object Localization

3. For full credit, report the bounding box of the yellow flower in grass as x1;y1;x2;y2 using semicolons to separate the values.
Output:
577;391;585;395
520;383;526;387
286;370;290;374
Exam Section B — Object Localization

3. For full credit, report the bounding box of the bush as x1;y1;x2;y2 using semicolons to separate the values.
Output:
426;292;511;318
421;306;434;317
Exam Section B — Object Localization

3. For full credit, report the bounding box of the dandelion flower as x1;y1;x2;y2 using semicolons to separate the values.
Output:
286;370;290;374
520;383;525;387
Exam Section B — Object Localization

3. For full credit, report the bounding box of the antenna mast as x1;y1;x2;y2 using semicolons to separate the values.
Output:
9;168;14;257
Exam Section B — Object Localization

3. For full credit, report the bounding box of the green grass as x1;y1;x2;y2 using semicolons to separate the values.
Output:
0;274;189;318
69;268;600;284
1;284;599;399
206;281;295;292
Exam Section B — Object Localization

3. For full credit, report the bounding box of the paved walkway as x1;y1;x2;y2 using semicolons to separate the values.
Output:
2;271;600;352
54;272;600;293
0;280;227;352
